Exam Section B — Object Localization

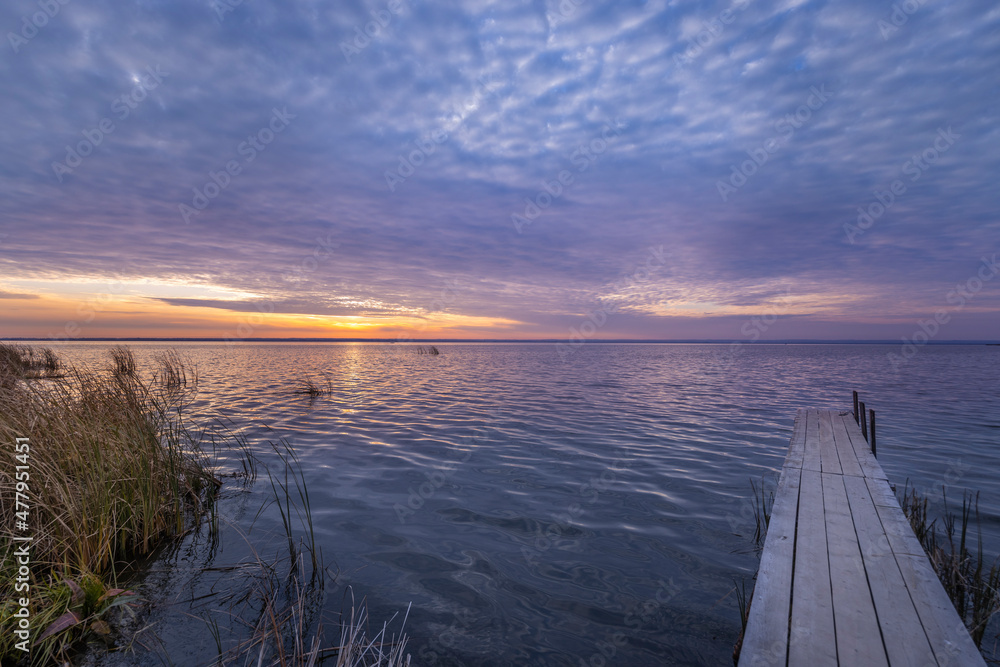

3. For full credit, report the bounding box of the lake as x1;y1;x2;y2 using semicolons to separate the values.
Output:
50;342;1000;665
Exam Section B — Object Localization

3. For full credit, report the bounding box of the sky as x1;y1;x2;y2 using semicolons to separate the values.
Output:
0;0;998;341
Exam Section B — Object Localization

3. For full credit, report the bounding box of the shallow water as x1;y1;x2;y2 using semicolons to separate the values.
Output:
47;342;1000;665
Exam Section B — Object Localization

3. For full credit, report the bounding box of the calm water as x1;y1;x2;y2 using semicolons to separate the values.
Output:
48;342;1000;665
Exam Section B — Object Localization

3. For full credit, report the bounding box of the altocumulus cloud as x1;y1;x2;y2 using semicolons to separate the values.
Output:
0;0;997;338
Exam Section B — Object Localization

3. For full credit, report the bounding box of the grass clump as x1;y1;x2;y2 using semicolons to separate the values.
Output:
155;349;194;390
1;344;411;665
900;483;1000;649
0;345;219;663
750;477;774;550
294;376;332;398
415;346;439;356
198;442;411;666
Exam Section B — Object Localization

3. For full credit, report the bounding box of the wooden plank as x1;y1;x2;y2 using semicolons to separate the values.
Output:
831;410;865;478
843;474;938;666
865;475;902;508
739;464;801;667
784;408;808;471
895;553;987;666
866;478;926;558
789;468;838;665
802;409;823;473
818;410;843;475
821;473;888;665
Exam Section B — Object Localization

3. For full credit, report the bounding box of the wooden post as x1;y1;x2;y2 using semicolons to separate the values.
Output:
869;409;876;457
853;391;859;424
859;401;868;441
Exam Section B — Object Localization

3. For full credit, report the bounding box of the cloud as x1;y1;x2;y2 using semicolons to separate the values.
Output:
0;0;998;338
0;290;40;299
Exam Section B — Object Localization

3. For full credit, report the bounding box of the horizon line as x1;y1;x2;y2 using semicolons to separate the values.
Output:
3;337;999;345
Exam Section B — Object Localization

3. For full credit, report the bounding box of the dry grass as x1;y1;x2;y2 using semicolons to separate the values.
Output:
155;349;194;390
750;476;774;551
0;344;412;666
0;344;219;663
415;346;439;356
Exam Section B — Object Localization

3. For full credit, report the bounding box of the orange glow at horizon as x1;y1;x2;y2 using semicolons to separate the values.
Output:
0;290;525;339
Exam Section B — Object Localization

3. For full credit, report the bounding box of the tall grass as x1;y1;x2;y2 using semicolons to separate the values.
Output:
155;349;194;390
294;377;332;398
0;343;62;382
900;483;1000;649
750;477;774;550
0;345;218;663
1;344;412;665
732;476;775;664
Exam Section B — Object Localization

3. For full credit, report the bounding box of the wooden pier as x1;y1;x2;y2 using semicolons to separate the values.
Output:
739;406;986;666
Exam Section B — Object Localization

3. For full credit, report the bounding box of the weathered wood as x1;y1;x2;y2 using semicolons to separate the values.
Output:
843;474;938;666
822;473;888;665
803;408;823;473
870;409;877;458
784;408;807;471
740;407;987;667
818;409;843;475
860;401;868;440
894;552;986;666
738;464;800;666
831;410;864;477
841;411;888;481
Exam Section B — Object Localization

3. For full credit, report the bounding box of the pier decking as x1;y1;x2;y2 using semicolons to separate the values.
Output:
739;408;985;666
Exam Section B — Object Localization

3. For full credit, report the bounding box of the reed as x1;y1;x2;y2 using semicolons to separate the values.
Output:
155;349;193;390
1;345;411;665
0;343;62;382
731;578;752;665
415;346;439;356
294;377;333;398
200;441;411;666
731;476;774;664
0;345;219;663
750;477;774;550
108;344;137;377
899;483;1000;648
